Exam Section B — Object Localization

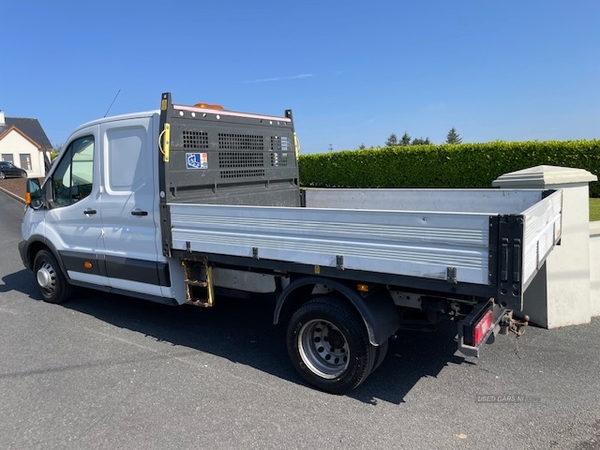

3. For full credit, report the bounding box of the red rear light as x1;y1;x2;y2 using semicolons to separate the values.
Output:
473;310;493;346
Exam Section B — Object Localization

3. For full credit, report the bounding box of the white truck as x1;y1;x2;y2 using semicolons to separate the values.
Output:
20;93;563;394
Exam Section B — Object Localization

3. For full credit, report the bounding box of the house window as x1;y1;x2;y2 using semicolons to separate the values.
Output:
20;154;32;171
1;154;14;164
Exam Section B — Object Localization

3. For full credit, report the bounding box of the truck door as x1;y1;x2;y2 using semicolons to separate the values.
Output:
99;116;168;297
45;130;110;287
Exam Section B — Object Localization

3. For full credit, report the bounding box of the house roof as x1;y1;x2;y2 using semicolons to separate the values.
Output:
0;117;53;150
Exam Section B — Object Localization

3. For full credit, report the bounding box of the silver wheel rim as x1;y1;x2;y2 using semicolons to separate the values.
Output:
36;261;57;295
298;319;349;379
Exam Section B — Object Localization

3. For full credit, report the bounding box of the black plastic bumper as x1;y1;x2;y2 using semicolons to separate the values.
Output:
18;240;31;270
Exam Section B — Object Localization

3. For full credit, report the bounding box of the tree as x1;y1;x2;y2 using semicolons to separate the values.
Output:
411;137;431;145
49;142;64;162
401;132;411;146
385;133;398;146
446;127;462;144
52;142;63;156
358;143;366;150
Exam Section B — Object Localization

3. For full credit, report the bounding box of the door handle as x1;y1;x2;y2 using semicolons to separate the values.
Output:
131;209;148;216
84;208;97;215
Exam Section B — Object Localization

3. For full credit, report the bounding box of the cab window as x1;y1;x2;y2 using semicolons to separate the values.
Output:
51;136;94;207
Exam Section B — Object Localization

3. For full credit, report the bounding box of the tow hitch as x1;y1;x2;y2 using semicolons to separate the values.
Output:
499;312;530;337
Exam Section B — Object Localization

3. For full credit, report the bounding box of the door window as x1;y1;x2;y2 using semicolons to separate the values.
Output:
51;136;94;207
106;126;147;192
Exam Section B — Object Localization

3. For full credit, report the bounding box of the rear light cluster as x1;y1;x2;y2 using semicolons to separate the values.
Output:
473;310;493;346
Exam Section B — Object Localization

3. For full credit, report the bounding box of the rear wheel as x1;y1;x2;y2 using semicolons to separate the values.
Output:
33;249;71;304
286;296;375;394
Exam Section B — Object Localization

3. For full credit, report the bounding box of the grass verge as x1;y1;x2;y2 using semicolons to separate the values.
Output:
591;198;600;222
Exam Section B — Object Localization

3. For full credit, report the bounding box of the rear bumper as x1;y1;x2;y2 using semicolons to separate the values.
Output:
457;302;509;357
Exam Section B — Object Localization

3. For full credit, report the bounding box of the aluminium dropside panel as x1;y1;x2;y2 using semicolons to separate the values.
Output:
168;202;492;285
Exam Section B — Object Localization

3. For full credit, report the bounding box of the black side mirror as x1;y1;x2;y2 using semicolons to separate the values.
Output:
26;178;43;209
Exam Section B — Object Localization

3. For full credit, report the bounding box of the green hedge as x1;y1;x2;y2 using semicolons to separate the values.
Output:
298;140;600;197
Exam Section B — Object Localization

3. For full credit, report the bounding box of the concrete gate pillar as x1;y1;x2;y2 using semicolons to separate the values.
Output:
492;165;597;328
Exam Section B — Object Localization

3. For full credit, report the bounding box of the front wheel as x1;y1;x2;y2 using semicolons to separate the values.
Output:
33;249;72;304
286;296;375;394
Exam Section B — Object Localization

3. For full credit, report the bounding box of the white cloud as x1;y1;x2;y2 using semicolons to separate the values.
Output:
244;74;315;83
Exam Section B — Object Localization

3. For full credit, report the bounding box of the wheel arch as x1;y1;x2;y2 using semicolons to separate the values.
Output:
23;236;70;281
274;276;400;346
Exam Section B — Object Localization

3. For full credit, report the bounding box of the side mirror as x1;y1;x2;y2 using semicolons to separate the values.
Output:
26;178;43;209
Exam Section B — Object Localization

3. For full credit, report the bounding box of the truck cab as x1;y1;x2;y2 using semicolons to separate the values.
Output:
21;111;174;303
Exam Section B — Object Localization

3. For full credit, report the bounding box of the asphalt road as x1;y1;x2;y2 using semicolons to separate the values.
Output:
1;190;599;450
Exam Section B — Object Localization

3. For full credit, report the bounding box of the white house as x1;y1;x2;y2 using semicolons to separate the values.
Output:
0;110;52;178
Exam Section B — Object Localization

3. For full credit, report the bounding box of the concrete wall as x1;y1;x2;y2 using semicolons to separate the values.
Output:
591;221;600;317
493;166;597;328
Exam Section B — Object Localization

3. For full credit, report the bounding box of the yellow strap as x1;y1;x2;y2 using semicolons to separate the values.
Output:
294;132;300;159
159;123;171;162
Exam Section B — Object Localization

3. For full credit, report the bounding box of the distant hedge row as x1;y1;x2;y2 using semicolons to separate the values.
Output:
298;140;600;197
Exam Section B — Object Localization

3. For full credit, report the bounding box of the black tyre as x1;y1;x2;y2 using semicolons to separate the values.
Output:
286;296;375;394
33;249;72;304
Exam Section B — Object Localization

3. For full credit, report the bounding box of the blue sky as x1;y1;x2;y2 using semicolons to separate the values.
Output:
1;1;598;153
